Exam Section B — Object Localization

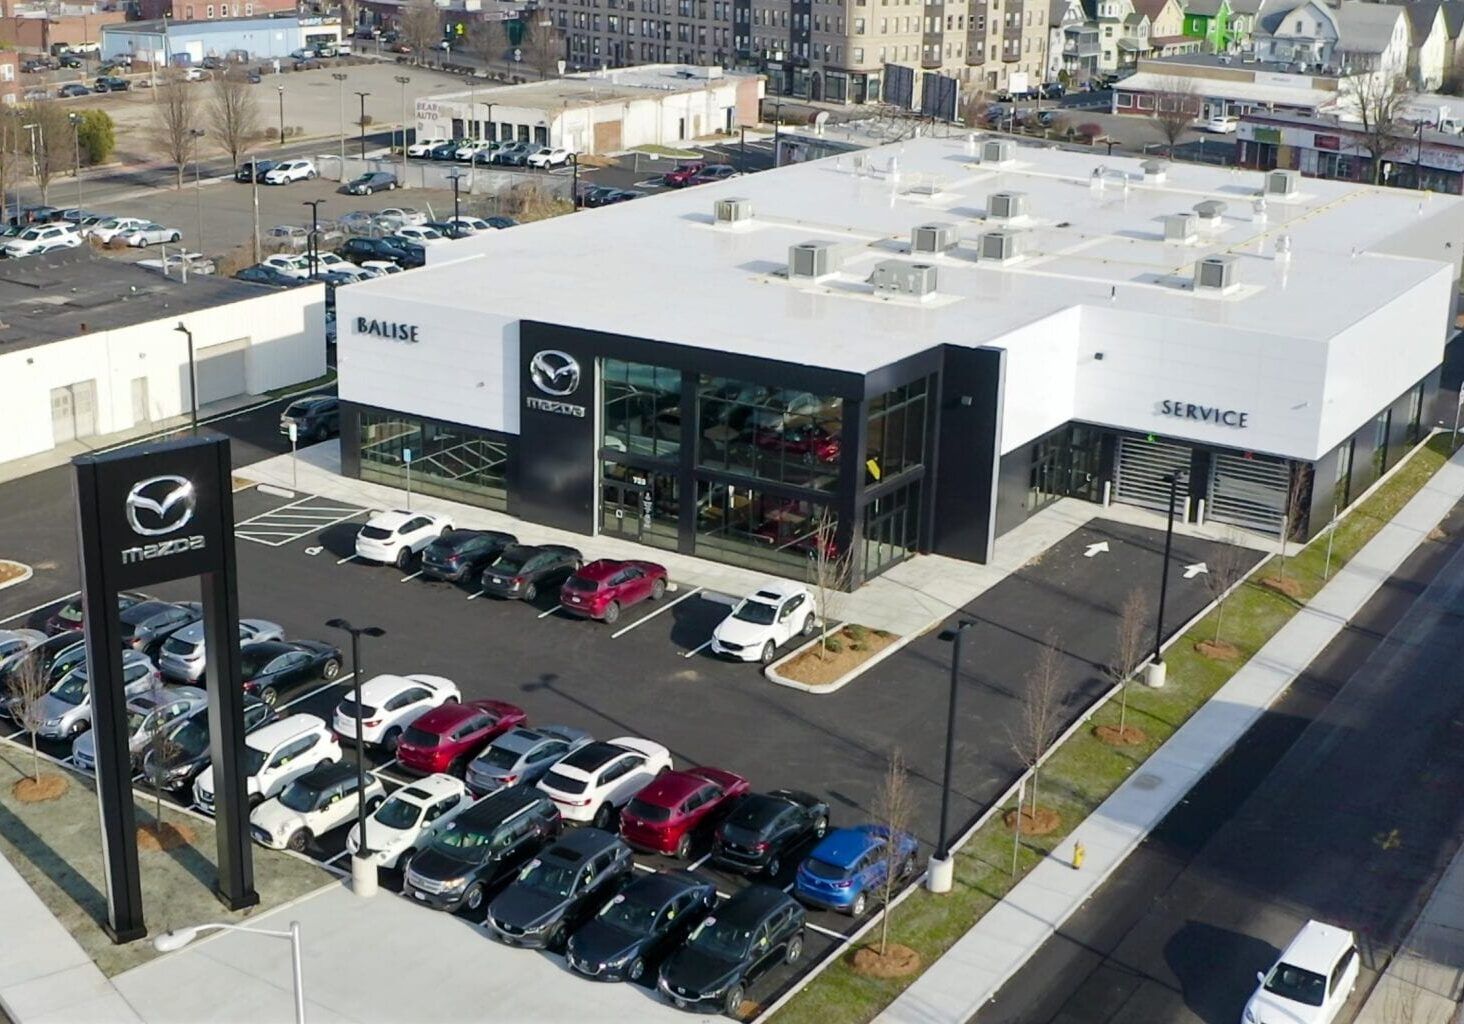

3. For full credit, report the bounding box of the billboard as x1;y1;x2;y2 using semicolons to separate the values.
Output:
921;72;961;122
884;63;916;110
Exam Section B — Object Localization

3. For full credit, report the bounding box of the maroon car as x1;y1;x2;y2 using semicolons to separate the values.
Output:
619;766;750;859
396;699;527;775
662;160;706;188
558;558;669;624
753;423;842;465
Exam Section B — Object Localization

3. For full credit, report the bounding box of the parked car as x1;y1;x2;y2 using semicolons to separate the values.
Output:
86;216;150;243
582;187;641;208
1242;919;1359;1024
193;714;342;813
619;766;750;860
423;220;473;240
278;395;338;443
0;628;46;661
428;139;464;160
525;146;572;168
338;236;418;265
663;161;707;187
265;224;309;250
58;82;91;98
58;208;101;225
493;142;532;165
355;508;454;568
471;145;505;166
343;171;398;195
140;696;277;795
794;824;919;915
3;223;81;258
712;789;830;878
119;600;203;657
445;215;492;232
158;617;284;682
376;236;427;266
260;253;313;279
0;630;84;709
657;885;806;1015
93;75;131;92
250;761;385;852
34;651;159;741
346;772;474;871
485;827;635;950
359;260;401;276
44;590;148;634
70;685;208;773
1199;114;1239;134
235;264;304;287
262;159;318;184
559;558;669;625
402;785;562;912
123;222;184;247
1040;81;1065;99
420;529;518;583
479;543;582;602
396;699;527;775
405;139;439;158
689;164;738;184
465;724;593;796
710;581;816;664
235;159;279;183
453;139;494;161
374;206;428;228
238;638;344;706
393;224;445;245
567;871;717;983
537;737;673;830
485;216;517;229
332;673;460;752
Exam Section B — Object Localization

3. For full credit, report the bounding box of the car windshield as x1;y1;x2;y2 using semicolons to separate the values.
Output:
360;525;392;540
284;401;313;417
517;857;578;898
802;857;849;881
126;708;154;733
733;600;778;626
491;551;527;573
687;916;752;959
279;780;322;812
564;576;599;593
597;894;660;935
243;746;268;777
541;770;586;794
481;745;521;770
170;718;209;757
240;648;276;676
626;798;672;822
1263;963;1326;1007
402;726;440;748
161;636;194;656
374;795;423;830
52;674;87;704
432;824;493;855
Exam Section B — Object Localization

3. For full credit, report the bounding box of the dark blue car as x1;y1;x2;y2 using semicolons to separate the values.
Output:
793;825;918;916
235;264;303;287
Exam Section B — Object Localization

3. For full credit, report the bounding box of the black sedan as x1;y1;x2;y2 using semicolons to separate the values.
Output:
566;872;716;983
712;789;830;878
235;159;280;183
478;544;582;602
235;264;303;287
420;529;518;583
141;696;277;795
238;639;343;706
423;220;473;240
338;236;419;267
428;139;463;160
579;186;619;209
657;885;805;1016
119;600;203;657
58;83;91;98
375;236;427;267
485;216;517;230
93;75;130;92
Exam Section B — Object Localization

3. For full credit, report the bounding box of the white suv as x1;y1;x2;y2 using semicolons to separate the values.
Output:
193;714;341;813
710;581;817;664
263;159;318;184
4;224;81;258
354;509;454;569
332;673;460;752
345;772;473;870
536;736;672;830
1243;920;1358;1024
249;761;386;852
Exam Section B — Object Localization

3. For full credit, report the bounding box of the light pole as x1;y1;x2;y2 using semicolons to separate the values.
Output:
395;75;411;180
772;99;782;166
355;91;371;159
189;127;205;251
1146;471;1184;688
928;618;973;893
172;322;198;435
22;121;41;207
332;72;348;177
324;619;385;860
154;921;305;1024
446;171;463;227
301;199;324;277
68;112;82;213
277;85;286;147
569;152;578;210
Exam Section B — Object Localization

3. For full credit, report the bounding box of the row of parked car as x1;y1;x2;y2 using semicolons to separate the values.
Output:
405;138;575;169
0;206;186;258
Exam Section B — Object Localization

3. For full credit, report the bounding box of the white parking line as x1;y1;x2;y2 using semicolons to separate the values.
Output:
466;589;485;600
806;922;852;943
682;638;714;659
537;605;562;619
400;571;422;583
610;586;703;639
276;673;353;712
237;496;368;547
337;554;358;565
686;852;713;871
324;850;350;866
0;590;80;626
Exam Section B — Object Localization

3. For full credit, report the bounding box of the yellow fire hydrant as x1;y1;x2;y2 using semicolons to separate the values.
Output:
1072;840;1085;871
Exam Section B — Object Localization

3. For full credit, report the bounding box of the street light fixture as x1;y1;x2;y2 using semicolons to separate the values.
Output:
394;75;411;180
1146;471;1185;688
354;91;371;159
445;171;463;228
189;127;206;252
331;72;348;178
153;921;305;1024
277;85;286;148
172;322;198;435
324;619;385;862
301;199;325;277
928;618;973;893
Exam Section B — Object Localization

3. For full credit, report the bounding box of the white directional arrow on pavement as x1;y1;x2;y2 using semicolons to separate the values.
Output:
1084;541;1110;558
1182;562;1209;579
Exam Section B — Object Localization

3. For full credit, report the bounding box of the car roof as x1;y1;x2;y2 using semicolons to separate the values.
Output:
559;741;626;773
246;714;325;750
547;826;621;858
358;674;422;699
1278;920;1354;973
293;760;359;789
574;559;628;582
412;700;490;731
243;640;294;660
746;579;808;601
633;769;710;807
457;782;545;825
491;726;548;753
811;826;882;867
367;509;417;529
716;884;793;925
620;870;705;905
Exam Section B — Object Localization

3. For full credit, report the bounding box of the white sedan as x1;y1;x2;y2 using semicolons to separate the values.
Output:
345;772;473;870
359;260;402;277
261;254;312;279
446;216;491;233
123;223;184;247
393;225;444;245
249;762;386;852
332;673;460;752
710;580;817;664
536;736;672;830
3;224;82;257
375;207;428;228
1198;115;1238;134
405;140;439;158
453;139;494;161
354;509;454;569
526;146;572;168
86;216;150;243
263;159;318;184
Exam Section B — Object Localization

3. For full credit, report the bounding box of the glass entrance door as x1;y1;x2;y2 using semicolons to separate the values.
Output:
600;464;679;550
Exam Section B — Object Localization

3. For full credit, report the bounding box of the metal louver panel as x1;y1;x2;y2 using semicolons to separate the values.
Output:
1114;438;1191;514
1208;453;1289;537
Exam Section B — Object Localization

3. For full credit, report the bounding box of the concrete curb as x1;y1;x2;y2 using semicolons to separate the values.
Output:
764;628;918;694
0;561;33;592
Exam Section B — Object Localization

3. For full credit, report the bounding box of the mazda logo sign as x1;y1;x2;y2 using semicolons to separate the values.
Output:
125;476;196;537
530;350;581;397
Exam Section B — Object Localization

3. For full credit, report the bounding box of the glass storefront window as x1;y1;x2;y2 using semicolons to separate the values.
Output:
693;482;832;576
601;461;679;551
358;411;509;510
865;379;927;484
862;481;919;578
696;376;843;491
602;359;682;461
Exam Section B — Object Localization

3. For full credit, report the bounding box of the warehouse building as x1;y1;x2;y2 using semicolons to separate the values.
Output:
100;14;342;66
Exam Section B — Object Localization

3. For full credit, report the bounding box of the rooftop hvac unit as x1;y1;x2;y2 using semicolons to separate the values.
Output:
1194;253;1237;291
869;260;939;297
981;138;1016;164
788;240;839;280
1193;199;1227;221
1164;212;1198;244
977;229;1024;262
987;191;1028;221
1141;159;1168;182
714;197;753;224
1265;169;1300;197
911;222;959;254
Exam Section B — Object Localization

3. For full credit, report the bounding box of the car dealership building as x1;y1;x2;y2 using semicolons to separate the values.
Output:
335;136;1464;586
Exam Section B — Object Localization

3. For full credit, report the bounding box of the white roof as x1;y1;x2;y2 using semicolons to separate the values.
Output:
1279;920;1354;973
357;673;451;701
393;773;466;804
1118;70;1340;108
247;714;326;750
367;509;417;529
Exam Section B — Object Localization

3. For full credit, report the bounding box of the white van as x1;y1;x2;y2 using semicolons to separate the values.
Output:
1242;920;1359;1024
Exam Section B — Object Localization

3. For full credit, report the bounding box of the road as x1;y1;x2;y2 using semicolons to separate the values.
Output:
977;501;1464;1024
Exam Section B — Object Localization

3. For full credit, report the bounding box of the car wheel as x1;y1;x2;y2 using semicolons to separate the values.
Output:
548;922;568;952
463;883;485;912
286;828;310;853
322;659;341;680
307;171;317;179
760;640;776;665
67;720;87;737
627;956;645;982
675;834;691;859
394;547;411;570
398;848;416;874
814;816;828;838
382;727;401;754
902;854;918;880
723;984;744;1018
765;854;781;878
259;686;279;707
785;934;803;964
170;232;180;243
591;803;614;831
602;602;620;625
801;613;815;637
851;892;867;916
363;186;372;195
523;582;538;603
139;237;150;247
651;579;666;600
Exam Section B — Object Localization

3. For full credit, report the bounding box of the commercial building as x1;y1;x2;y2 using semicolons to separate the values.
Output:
1238;107;1464;192
1112;54;1350;120
0;252;325;467
0;50;17;106
334;136;1463;587
100;14;343;66
413;64;763;152
0;5;126;53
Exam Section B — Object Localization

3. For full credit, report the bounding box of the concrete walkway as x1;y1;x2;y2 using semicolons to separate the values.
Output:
876;446;1464;1024
1356;842;1464;1024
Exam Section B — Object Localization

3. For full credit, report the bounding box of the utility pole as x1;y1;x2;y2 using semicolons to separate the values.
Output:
190;128;205;252
301;199;324;277
251;155;261;263
68;112;82;213
332;72;348;178
446;171;462;226
355;91;371;159
395;75;411;181
277;85;285;147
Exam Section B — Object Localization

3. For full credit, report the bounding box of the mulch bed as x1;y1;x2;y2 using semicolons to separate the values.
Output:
1195;639;1241;661
0;560;28;586
1004;805;1061;837
1094;724;1146;746
12;773;69;803
1260;575;1304;599
850;943;921;978
137;820;197;853
779;627;897;687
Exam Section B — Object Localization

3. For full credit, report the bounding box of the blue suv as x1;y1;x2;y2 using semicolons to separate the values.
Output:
794;825;919;916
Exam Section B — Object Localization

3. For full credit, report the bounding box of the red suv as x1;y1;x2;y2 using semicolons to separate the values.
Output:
619;766;750;859
662;161;706;187
396;699;527;775
558;559;669;625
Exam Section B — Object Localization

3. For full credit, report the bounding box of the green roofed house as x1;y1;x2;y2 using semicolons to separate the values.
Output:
1184;0;1236;51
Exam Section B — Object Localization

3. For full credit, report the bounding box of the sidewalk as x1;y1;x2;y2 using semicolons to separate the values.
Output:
875;447;1464;1024
1356;842;1464;1024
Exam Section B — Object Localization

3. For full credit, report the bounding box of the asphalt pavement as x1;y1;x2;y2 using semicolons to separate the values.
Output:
977;500;1464;1024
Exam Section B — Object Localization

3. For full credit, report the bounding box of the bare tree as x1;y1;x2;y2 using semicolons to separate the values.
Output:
1010;632;1065;817
7;653;52;783
153;70;201;189
1277;462;1310;581
1107;589;1149;738
808;507;854;658
23;99;75;205
1345;73;1414;184
521;18;565;80
1202;534;1250;644
958;91;989;129
467;18;510;69
871;747;917;956
207;70;261;167
399;0;443;64
1151;77;1198;155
